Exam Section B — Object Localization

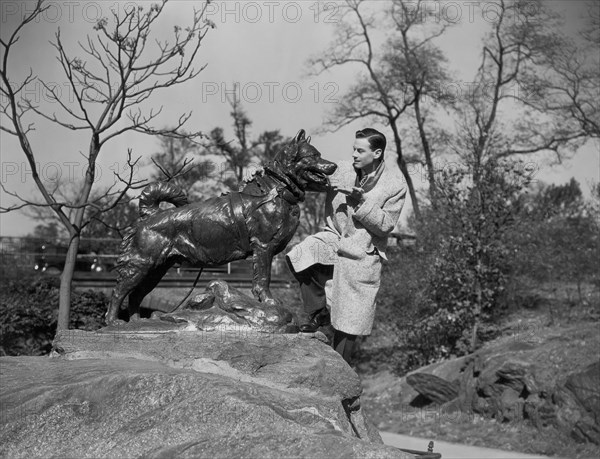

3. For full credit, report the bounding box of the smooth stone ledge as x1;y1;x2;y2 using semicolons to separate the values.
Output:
0;329;417;458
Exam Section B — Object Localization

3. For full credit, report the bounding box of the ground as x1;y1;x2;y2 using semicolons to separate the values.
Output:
358;281;600;459
141;279;600;457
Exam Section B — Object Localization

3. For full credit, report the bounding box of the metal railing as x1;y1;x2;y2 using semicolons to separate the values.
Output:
0;236;289;279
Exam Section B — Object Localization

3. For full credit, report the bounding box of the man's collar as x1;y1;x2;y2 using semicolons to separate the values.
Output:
355;159;386;192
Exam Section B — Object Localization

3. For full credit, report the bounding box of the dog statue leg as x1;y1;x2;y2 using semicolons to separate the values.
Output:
128;289;144;322
250;237;277;306
105;260;167;325
106;284;129;325
126;264;172;321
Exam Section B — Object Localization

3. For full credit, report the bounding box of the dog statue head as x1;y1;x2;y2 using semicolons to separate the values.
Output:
273;129;337;192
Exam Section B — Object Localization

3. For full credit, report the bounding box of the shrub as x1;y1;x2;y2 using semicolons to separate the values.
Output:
507;179;600;300
0;272;107;356
403;161;527;362
359;244;432;374
370;160;529;370
356;173;599;375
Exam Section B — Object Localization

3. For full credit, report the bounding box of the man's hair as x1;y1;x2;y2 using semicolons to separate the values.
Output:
355;128;386;159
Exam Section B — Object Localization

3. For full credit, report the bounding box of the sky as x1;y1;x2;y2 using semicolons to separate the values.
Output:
1;0;598;236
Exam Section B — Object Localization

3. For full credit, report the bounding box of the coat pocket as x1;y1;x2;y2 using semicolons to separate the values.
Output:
357;253;382;286
336;249;382;286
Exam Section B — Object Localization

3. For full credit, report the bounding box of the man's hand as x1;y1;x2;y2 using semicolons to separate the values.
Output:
334;186;365;204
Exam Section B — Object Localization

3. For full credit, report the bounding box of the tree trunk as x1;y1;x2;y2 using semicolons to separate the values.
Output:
57;234;80;330
471;318;479;351
398;155;421;222
472;259;482;352
56;138;98;331
414;98;437;208
390;123;421;221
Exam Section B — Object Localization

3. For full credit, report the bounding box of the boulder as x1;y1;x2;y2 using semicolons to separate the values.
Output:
561;361;600;444
397;354;469;407
565;361;600;421
406;373;459;405
0;323;414;458
390;322;600;445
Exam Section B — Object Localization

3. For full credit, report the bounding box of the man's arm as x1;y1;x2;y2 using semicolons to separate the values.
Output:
352;185;407;238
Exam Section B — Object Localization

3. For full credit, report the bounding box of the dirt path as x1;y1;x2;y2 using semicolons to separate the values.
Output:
381;432;559;459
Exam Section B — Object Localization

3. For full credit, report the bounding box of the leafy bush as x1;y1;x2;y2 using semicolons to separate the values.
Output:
366;161;531;371
404;161;527;362
0;271;107;356
357;244;431;374
370;168;600;375
507;179;600;299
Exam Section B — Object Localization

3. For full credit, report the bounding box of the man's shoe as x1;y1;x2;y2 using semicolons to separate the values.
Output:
299;310;330;333
299;320;319;333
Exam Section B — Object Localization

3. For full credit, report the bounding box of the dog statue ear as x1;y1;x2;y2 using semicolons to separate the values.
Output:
294;129;306;143
306;136;311;144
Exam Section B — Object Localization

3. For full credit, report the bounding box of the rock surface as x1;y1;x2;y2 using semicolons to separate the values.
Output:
406;373;459;405
394;322;600;445
0;323;413;458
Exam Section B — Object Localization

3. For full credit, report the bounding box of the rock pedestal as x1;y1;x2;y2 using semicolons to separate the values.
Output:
0;322;414;458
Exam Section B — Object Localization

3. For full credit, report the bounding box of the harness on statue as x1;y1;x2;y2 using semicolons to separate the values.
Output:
227;187;280;253
263;164;305;205
228;191;252;253
227;164;303;253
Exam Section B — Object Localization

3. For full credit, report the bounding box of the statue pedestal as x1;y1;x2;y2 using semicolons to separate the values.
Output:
144;279;299;334
0;324;417;458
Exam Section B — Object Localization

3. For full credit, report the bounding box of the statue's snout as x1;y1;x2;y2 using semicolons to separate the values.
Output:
320;159;337;176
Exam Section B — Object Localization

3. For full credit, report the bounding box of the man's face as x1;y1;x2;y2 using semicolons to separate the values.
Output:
352;138;380;171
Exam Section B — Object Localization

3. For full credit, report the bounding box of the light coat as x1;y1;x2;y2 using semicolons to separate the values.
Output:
287;160;406;335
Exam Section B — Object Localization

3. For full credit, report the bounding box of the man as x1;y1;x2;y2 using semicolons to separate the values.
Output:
286;128;406;363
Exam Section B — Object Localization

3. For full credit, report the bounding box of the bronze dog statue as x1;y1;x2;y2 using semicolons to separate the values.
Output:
106;129;337;324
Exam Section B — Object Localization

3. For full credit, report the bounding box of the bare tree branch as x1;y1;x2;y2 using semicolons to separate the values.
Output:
0;0;212;330
310;0;454;217
452;0;596;183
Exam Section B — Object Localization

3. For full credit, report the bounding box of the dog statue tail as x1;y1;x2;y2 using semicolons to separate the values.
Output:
112;182;189;277
139;182;189;220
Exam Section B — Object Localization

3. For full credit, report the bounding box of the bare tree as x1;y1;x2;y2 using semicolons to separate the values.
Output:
207;98;256;189
386;0;454;207
443;0;600;348
454;0;596;181
311;0;454;217
255;129;288;163
0;0;213;330
24;176;138;242
206;98;288;190
518;1;599;140
150;133;218;199
83;198;138;241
